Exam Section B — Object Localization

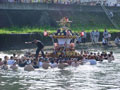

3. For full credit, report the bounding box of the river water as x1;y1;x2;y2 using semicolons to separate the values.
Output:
0;47;120;90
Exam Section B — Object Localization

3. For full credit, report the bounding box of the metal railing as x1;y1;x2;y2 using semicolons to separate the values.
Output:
101;5;119;29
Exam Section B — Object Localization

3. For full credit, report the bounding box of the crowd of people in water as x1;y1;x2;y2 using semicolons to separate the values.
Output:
0;27;118;71
0;50;114;71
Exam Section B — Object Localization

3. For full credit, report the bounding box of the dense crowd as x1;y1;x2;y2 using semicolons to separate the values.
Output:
0;0;120;7
0;28;117;71
0;50;114;71
1;0;83;4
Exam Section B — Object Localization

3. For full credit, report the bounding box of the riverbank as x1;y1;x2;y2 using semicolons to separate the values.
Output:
0;27;120;34
38;41;120;51
0;32;119;51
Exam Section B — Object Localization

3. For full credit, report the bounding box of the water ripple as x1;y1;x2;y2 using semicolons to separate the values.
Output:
0;49;120;90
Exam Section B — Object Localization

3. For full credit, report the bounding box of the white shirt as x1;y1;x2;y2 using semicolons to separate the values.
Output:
82;32;87;38
7;59;15;65
39;61;43;67
115;38;120;44
103;31;109;38
102;38;107;44
49;63;58;68
94;31;100;37
26;60;31;65
108;34;111;38
90;31;95;37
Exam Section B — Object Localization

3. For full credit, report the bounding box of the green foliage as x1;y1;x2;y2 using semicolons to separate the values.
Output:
0;26;119;34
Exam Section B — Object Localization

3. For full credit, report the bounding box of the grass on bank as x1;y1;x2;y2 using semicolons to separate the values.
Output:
0;26;120;34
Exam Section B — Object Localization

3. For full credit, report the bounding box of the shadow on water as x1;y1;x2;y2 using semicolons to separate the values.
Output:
56;69;73;89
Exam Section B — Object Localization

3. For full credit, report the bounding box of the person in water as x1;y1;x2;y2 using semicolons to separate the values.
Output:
58;60;68;69
24;63;34;71
7;56;15;65
10;62;18;71
25;39;45;59
0;58;3;66
71;59;79;67
42;59;50;69
1;61;8;70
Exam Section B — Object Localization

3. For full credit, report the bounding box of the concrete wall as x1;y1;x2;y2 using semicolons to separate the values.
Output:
0;3;120;28
0;33;52;50
0;32;119;50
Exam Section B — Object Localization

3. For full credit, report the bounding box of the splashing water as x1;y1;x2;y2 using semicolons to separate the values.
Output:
0;48;120;90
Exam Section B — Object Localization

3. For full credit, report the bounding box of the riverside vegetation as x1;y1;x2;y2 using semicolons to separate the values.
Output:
0;26;120;34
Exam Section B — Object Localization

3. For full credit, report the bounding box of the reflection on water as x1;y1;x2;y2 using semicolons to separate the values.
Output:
0;48;120;90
